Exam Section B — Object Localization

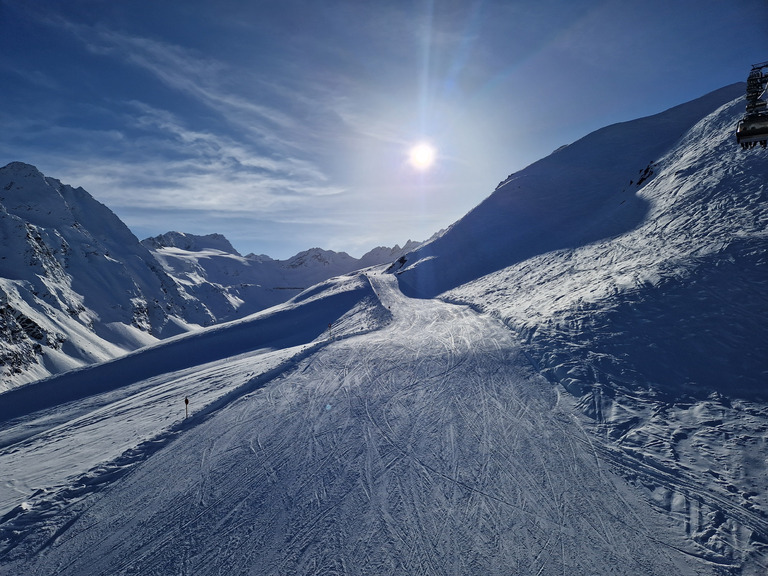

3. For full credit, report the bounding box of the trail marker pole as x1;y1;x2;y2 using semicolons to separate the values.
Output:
185;396;189;419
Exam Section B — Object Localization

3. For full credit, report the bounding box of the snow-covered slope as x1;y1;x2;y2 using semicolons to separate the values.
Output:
1;84;767;575
394;84;749;297
143;231;420;320
0;166;420;389
402;83;768;568
0;163;215;389
431;83;766;396
0;272;714;575
394;83;767;397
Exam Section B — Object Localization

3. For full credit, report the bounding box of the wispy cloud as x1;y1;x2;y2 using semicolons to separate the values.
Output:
1;7;492;258
60;21;300;144
53;101;346;209
9;19;349;223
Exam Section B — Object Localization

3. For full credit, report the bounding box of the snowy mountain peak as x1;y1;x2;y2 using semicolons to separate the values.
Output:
1;161;44;178
284;247;355;269
358;239;422;267
142;231;241;255
1;162;78;229
0;164;222;387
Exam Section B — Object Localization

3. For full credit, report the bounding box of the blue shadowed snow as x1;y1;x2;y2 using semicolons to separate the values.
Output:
395;84;745;298
0;276;375;424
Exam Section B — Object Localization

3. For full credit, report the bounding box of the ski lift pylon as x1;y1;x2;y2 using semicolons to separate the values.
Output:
736;61;768;149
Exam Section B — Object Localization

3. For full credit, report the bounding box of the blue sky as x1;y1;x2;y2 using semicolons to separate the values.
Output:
1;0;766;258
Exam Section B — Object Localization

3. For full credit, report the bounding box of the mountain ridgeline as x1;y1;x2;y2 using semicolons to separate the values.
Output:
0;164;418;389
392;83;767;402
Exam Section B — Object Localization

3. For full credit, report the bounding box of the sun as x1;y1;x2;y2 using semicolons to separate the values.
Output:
408;142;436;170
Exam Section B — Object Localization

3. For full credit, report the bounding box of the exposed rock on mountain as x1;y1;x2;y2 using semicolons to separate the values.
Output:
0;163;419;388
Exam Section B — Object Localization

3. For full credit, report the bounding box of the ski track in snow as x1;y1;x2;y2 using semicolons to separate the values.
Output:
437;94;768;572
0;272;716;575
0;346;303;515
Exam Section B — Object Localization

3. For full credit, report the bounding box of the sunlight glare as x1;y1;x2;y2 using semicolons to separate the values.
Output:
409;142;436;170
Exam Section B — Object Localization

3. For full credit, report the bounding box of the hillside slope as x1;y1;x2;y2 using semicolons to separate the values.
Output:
434;85;768;567
394;83;748;298
0;273;715;575
0;165;419;389
435;84;767;396
0;162;212;389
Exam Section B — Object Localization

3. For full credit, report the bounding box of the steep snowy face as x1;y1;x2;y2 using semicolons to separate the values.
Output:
394;84;747;298
0;163;213;389
436;85;768;564
441;84;767;399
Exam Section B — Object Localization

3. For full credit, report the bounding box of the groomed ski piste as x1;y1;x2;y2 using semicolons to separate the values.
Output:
1;82;767;575
0;271;714;575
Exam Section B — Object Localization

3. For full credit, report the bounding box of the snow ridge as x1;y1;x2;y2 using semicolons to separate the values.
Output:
437;85;768;568
394;84;747;298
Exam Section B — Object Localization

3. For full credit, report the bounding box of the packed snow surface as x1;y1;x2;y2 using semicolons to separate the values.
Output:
0;272;715;575
1;84;767;574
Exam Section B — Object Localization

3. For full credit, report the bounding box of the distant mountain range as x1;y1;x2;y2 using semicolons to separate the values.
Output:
0;162;419;389
142;230;421;322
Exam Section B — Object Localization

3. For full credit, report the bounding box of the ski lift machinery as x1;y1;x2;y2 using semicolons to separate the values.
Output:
736;61;768;149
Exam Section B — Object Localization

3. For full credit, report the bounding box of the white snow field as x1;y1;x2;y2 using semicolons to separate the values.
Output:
1;83;767;575
0;273;379;513
435;84;768;573
1;273;709;575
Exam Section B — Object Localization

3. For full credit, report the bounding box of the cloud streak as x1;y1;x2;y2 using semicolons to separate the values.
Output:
71;23;297;135
58;103;346;209
3;0;763;258
12;19;350;233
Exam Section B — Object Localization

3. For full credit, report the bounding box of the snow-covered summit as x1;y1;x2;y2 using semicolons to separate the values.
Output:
0;163;421;388
142;231;240;255
358;239;422;268
0;161;218;388
283;247;357;269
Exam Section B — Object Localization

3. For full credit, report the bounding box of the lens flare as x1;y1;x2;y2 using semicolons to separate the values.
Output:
408;142;436;170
